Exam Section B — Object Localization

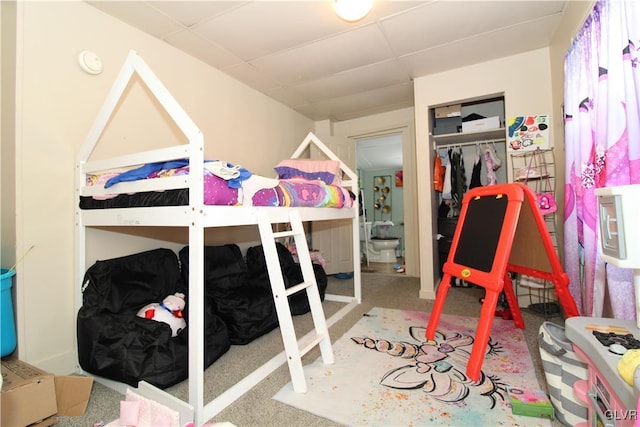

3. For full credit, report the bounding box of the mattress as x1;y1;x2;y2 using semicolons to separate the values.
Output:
80;160;354;209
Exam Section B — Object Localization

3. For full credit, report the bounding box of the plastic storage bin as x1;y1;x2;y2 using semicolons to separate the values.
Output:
1;268;17;357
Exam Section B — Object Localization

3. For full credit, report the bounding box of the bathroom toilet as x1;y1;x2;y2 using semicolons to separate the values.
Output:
360;221;400;263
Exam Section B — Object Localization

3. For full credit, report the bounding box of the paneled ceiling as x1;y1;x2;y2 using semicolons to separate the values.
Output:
87;0;568;123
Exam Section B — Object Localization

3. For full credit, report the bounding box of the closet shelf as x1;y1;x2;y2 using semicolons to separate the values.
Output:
513;173;551;182
510;147;554;158
432;128;506;146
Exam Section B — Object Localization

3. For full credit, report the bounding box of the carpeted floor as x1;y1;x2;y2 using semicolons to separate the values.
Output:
56;274;564;426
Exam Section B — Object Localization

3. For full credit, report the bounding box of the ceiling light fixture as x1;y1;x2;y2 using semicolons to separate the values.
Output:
334;0;373;22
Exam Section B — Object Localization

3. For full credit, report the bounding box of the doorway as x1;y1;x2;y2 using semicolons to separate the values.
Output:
356;132;405;275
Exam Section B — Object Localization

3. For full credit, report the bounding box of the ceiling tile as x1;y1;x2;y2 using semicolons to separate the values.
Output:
87;1;183;38
380;0;566;56
264;86;311;109
163;29;243;69
148;1;244;28
251;24;395;85
290;60;410;102
222;62;282;92
365;1;430;20
486;14;563;52
399;14;563;77
192;1;353;61
296;83;414;121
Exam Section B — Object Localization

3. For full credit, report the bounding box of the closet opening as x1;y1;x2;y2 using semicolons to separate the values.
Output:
430;95;507;282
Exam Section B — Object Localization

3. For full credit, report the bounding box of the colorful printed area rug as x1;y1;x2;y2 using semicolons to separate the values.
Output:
273;307;551;426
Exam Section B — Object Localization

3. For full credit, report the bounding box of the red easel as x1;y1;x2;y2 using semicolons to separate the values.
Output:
426;183;579;381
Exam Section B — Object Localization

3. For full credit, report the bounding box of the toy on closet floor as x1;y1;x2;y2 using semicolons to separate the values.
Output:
137;292;186;337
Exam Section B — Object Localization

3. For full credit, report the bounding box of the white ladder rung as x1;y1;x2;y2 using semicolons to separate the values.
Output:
298;333;327;357
285;281;312;296
273;230;296;239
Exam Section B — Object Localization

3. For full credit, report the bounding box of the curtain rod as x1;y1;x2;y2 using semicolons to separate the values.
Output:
434;138;506;150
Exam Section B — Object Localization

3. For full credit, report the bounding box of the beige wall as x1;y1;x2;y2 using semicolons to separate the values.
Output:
9;1;312;374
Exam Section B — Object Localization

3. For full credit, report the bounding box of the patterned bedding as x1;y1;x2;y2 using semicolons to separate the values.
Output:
80;160;354;209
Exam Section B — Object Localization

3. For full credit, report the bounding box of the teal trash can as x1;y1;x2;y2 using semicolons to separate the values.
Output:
1;268;17;357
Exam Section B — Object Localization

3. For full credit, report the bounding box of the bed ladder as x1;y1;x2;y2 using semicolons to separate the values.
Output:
256;210;334;393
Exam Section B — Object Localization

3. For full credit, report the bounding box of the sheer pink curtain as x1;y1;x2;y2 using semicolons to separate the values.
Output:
564;0;640;318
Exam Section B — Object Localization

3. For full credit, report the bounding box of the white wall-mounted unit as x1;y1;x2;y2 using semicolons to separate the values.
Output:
595;184;640;328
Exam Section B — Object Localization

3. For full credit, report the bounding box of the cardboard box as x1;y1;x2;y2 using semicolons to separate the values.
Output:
435;104;461;118
1;358;93;426
462;115;501;132
433;116;462;135
507;386;555;420
54;375;94;416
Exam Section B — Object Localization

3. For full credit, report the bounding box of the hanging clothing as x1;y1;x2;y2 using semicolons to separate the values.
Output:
449;149;457;203
448;148;467;217
483;149;498;185
441;151;452;200
452;148;467;206
485;146;502;171
458;148;467;193
433;153;445;192
469;154;483;189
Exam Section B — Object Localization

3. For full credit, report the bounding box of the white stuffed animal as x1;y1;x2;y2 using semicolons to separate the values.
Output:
137;292;187;337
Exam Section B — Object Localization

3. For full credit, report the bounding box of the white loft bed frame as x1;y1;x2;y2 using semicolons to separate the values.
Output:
75;50;362;425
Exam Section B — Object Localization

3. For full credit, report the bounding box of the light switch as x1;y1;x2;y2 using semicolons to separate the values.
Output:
596;185;640;267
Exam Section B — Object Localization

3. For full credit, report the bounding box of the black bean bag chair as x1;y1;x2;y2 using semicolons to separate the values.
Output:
245;242;328;316
179;244;279;345
77;248;230;389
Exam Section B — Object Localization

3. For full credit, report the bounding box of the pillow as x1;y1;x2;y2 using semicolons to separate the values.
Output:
203;172;239;206
274;159;342;185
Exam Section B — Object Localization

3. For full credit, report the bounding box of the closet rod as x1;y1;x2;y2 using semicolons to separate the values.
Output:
434;138;506;150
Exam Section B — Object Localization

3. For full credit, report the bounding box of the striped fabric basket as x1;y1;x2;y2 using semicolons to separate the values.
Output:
538;321;589;426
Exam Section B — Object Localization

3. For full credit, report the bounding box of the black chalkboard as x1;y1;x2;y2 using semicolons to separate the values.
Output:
453;194;508;272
